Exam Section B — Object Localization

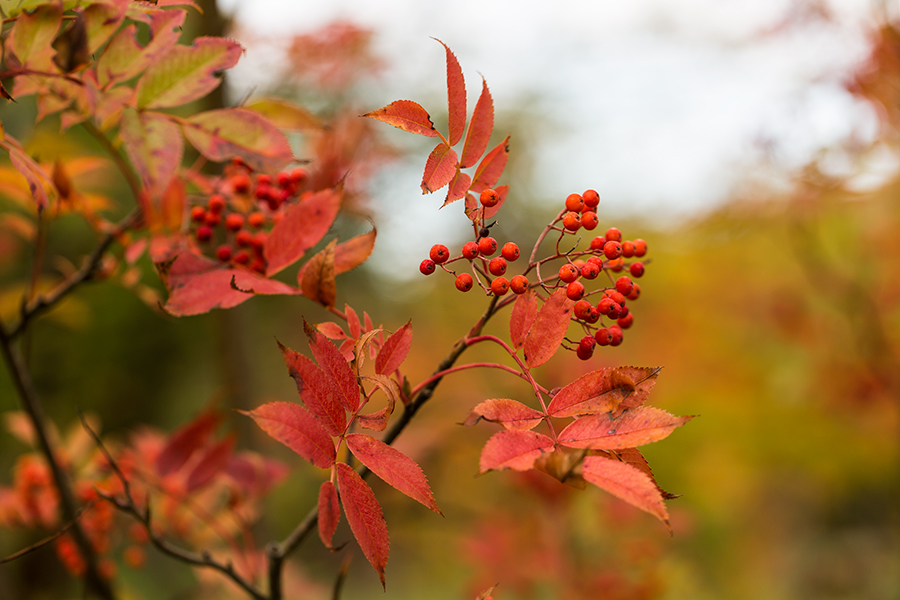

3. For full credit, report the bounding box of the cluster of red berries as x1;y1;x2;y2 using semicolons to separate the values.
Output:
419;189;531;296
189;159;310;274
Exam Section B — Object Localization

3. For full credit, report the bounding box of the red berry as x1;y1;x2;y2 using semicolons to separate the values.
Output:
615;276;634;296
608;257;625;272
430;244;450;264
501;242;520;261
455;273;474;292
595;328;613;346
277;171;292;189
252;231;267;249
208;194;226;214
583;189;600;208
621;241;636;258
605;289;627;305
581;262;600;280
478;237;498;256
627;283;641;301
617;313;634;329
462;241;479;260
558;263;580;283
488;257;507;276
231;173;251;194
585;306;601;324
608;325;624;346
566;281;585;301
510;274;529;294
606;302;622;319
255;184;272;201
603;240;623;259
562;211;582;231
597;297;615;315
630;262;645;278
574;299;593;320
590;236;607;251
235;229;253;247
565;193;585;212
190;206;206;223
605;227;622;243
196;225;212;242
248;212;265;229
576;335;595;360
491;277;510;296
256;174;273;187
225;213;245;232
290;167;309;186
216;245;232;262
581;211;599;230
633;238;647;257
480;188;500;207
419;259;436;275
233;249;251;265
204;211;221;226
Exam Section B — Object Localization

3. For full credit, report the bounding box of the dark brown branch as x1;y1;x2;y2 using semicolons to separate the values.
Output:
0;501;96;565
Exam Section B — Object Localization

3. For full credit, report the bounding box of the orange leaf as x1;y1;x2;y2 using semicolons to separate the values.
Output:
345;433;441;514
460;77;494;168
334;227;376;274
479;430;554;473
421;143;458;194
242;402;336;469
470;135;510;193
336;462;389;588
442;169;470;207
616;448;680;500
435;39;466;146
299;239;337;307
265;187;342;276
523;289;574;367
558;407;694;450
509;289;538;350
318;480;340;548
548;367;661;418
463;398;544;431
582;455;670;530
363;99;438;138
356;374;399;432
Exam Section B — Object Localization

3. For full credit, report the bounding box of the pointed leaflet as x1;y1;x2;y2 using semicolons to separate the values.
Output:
299;239;337;307
548;367;662;418
1;137;53;211
616;447;680;500
96;9;185;87
470;135;510;193
459;77;494;168
136;36;242;109
264;187;342;276
82;2;127;55
303;319;361;413
375;321;412;375
356;375;399;432
119;109;182;195
296;227;376;287
462;399;544;431
479;430;554;473
156;411;220;477
363;100;438;137
182;108;295;173
161;252;300;316
335;462;389;588
318;480;340;548
582;455;670;528
9;4;61;70
345;433;441;514
510;289;538;349
612;366;663;416
242;402;335;469
278;341;346;436
436;39;466;146
442;169;470;207
421;144;459;194
186;435;235;493
523;289;574;367
558;406;694;450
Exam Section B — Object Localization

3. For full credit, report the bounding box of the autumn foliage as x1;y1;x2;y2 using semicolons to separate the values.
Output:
0;3;691;598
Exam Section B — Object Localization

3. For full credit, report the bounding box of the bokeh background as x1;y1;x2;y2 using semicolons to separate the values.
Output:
1;0;898;598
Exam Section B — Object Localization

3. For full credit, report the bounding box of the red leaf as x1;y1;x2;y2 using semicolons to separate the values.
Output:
479;430;554;473
161;252;300;316
318;480;340;548
523;289;574;367
335;462;389;588
375;321;412;375
435;39;466;146
421;144;459;194
616;448;680;500
463;398;544;431
298;239;337;307
470;135;510;193
510;289;538;350
460;77;493;168
278;341;346;436
186;435;235;492
264;188;342;276
558;407;694;450
442;169;471;207
611;366;663;416
156;411;220;477
582;455;670;529
316;322;347;340
346;304;362;339
345;433;441;514
334;227;376;275
548;367;662;418
242;402;336;469
356;374;399;432
363;99;438;138
303;319;360;413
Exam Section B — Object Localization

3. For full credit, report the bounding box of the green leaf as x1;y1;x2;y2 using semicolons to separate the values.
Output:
9;4;62;70
119;108;182;194
181;107;295;172
95;9;185;88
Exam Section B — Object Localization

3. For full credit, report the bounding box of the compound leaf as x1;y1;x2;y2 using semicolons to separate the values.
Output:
479;430;554;473
242;402;336;469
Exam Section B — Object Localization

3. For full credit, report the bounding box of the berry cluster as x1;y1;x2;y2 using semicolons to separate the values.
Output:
419;188;531;296
188;159;311;274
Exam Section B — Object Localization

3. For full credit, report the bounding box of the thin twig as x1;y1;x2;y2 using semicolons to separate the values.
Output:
0;501;96;565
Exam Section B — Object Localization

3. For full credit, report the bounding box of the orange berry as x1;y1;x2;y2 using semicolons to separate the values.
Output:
455;273;474;292
558;263;579;283
566;281;585;301
501;242;520;261
583;189;600;208
480;188;500;207
605;227;622;243
124;545;146;569
478;237;498;256
225;213;244;232
490;277;510;296
633;238;648;257
581;211;598;230
430;244;450;264
510;274;529;294
488;257;507;276
562;211;582;231
190;206;206;223
462;241;479;259
603;240;623;259
621;240;636;257
207;194;226;214
565;193;585;212
248;212;265;229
